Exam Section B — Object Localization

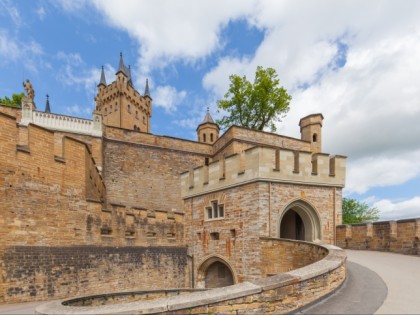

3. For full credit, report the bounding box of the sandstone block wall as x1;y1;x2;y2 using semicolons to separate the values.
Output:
184;180;341;286
212;125;311;160
36;244;346;315
0;104;21;120
336;218;420;255
102;134;207;213
0;113;190;303
260;238;328;275
3;246;188;303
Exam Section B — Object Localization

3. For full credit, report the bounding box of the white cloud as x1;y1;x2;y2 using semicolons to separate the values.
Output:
53;0;90;12
36;6;46;20
202;0;420;194
372;197;420;221
89;0;258;73
345;150;420;194
153;85;187;112
0;30;43;72
0;0;21;26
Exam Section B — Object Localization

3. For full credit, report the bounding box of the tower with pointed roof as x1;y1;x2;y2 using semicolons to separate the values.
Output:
94;53;152;132
197;108;219;144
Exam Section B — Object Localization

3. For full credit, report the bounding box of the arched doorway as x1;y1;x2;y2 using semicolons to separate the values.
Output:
196;256;236;288
205;261;234;288
279;200;321;242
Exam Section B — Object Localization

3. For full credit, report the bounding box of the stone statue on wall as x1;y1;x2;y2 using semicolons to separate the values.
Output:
23;79;35;102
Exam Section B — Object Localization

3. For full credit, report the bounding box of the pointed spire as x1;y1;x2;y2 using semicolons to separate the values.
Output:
127;65;132;85
116;52;128;76
98;65;107;86
201;107;214;124
45;94;51;113
144;78;151;98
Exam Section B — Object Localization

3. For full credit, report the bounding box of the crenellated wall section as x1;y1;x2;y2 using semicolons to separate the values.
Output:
336;219;420;255
181;146;346;198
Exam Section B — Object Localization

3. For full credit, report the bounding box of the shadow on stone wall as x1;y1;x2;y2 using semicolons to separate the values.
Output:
36;241;346;315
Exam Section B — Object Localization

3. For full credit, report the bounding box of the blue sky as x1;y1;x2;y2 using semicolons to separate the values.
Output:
1;0;420;220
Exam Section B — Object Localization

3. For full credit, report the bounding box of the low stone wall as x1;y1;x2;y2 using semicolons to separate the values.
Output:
336;218;420;255
36;243;346;315
260;238;328;274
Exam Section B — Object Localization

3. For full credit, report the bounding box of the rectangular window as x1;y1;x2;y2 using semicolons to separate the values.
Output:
206;207;212;219
212;201;218;218
205;201;225;220
218;205;224;218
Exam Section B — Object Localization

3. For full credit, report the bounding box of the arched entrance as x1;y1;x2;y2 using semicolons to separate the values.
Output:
279;200;321;242
196;256;235;288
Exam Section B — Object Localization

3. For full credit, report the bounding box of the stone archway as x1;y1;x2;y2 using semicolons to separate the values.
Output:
278;200;321;242
196;256;236;288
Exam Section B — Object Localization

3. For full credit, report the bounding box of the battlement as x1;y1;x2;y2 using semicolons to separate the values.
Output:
181;146;346;198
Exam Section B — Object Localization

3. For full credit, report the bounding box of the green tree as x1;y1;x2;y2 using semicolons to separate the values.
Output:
0;93;24;108
342;197;380;224
216;66;291;132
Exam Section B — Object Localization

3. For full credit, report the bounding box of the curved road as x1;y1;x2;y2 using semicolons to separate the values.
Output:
299;250;420;314
1;250;419;314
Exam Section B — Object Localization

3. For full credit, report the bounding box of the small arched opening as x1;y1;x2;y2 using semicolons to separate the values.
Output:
196;256;235;289
312;133;318;142
278;200;321;242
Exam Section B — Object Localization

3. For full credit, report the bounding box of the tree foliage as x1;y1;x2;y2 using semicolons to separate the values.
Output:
0;93;24;108
342;197;380;224
216;66;291;132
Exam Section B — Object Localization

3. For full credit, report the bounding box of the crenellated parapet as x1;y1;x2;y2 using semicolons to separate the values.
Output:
181;146;346;198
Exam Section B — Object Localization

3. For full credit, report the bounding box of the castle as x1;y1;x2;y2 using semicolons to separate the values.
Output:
0;54;346;304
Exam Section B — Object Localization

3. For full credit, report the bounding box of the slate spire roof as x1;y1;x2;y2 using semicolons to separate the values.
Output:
98;65;107;86
45;94;51;113
116;52;133;86
144;78;151;98
201;107;214;124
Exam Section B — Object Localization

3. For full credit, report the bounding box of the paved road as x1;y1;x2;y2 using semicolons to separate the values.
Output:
299;249;420;314
346;249;420;314
1;250;419;314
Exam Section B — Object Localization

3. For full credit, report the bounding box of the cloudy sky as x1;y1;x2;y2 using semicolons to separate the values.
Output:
1;0;419;220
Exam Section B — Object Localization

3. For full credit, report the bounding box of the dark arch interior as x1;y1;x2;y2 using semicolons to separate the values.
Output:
204;261;234;288
280;209;305;240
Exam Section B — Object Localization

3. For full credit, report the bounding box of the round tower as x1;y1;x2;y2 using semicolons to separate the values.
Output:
197;108;219;144
299;113;324;153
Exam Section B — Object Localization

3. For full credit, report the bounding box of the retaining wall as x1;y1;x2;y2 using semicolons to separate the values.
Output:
36;243;346;315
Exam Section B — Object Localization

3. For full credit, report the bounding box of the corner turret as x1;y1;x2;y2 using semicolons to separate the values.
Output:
299;113;323;153
197;108;219;144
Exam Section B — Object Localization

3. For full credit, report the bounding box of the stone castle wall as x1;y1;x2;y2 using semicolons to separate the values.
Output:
184;181;342;286
336;219;420;255
0;112;189;303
